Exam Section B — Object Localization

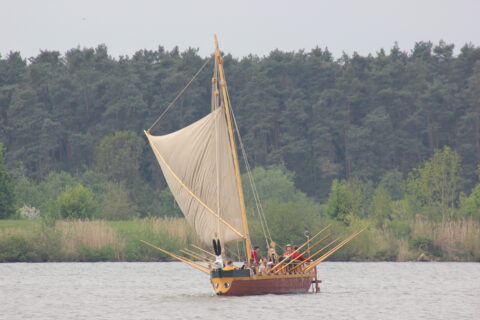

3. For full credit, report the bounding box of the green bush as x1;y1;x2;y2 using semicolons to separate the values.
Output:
100;182;136;220
55;185;99;219
0;143;17;219
0;234;38;262
387;220;411;238
326;178;370;225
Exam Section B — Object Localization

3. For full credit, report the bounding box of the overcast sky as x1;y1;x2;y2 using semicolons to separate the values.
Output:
2;0;479;60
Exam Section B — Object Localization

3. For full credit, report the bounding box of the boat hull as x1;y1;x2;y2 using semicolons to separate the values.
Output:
210;269;315;296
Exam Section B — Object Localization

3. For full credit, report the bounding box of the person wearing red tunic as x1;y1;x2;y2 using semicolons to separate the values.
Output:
250;246;260;266
291;246;307;261
282;244;293;258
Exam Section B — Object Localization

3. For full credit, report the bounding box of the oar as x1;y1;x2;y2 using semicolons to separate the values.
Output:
191;244;216;257
289;237;341;273
272;232;333;274
140;240;209;274
305;227;367;272
269;224;331;273
180;249;211;263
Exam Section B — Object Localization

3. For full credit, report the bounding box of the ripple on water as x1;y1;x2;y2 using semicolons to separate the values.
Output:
0;262;479;320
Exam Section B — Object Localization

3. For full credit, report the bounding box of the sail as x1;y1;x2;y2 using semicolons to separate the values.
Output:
145;108;244;244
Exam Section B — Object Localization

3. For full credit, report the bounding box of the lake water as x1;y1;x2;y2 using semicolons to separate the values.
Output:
0;262;478;320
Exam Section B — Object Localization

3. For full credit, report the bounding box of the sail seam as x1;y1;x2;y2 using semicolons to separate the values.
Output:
144;131;246;240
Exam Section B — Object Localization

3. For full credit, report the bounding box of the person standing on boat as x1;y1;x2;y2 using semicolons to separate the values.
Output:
258;257;269;275
282;244;293;259
291;245;308;273
291;246;307;261
251;246;260;266
282;244;294;273
268;241;278;263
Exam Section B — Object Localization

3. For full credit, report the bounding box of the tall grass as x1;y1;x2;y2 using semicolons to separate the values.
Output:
411;216;480;261
108;217;198;261
0;218;198;262
326;216;480;261
56;220;124;261
0;217;478;262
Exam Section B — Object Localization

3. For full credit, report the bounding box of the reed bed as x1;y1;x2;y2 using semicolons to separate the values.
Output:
141;217;197;246
411;217;480;260
56;220;125;260
0;217;479;262
327;216;480;261
0;218;197;262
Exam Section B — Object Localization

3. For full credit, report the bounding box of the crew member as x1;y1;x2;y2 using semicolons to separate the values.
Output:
251;246;260;266
223;260;235;271
282;244;293;258
291;246;307;261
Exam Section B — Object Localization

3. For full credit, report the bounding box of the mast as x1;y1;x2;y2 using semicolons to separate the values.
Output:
214;35;252;261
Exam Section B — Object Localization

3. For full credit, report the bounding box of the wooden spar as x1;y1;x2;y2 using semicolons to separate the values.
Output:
305;227;367;272
191;244;216;257
214;34;252;261
272;232;333;274
289;237;341;273
305;227;366;271
273;233;333;274
269;224;331;273
180;249;211;263
140;240;210;274
183;248;211;261
186;248;213;262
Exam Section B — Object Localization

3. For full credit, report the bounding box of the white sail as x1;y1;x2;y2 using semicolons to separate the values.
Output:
145;108;244;244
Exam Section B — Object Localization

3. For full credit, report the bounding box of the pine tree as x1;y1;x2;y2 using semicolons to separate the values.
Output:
0;143;16;218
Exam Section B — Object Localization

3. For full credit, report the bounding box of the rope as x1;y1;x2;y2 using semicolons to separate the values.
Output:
229;105;273;244
234;110;273;246
147;57;212;132
224;80;273;247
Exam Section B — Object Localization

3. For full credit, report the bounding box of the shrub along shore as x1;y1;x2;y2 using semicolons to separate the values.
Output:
0;217;478;262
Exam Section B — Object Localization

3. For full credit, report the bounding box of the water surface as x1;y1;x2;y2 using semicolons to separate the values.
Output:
1;262;478;319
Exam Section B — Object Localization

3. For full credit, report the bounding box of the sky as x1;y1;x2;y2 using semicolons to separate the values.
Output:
1;0;479;60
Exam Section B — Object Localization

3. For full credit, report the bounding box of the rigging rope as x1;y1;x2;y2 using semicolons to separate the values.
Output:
223;80;273;248
147;57;212;132
146;52;273;252
232;110;273;245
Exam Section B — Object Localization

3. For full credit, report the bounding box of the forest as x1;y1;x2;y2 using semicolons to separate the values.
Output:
0;40;479;262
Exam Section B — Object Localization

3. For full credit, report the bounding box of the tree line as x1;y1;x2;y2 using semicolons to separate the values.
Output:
0;41;480;225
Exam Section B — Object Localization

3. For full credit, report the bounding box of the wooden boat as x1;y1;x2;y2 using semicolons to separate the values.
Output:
142;36;364;296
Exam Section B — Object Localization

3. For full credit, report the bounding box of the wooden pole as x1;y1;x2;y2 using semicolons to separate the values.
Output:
269;224;331;273
272;232;332;274
180;249;211;263
313;265;320;293
214;34;252;262
191;244;216;257
140;240;209;274
289;237;341;273
305;227;367;272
